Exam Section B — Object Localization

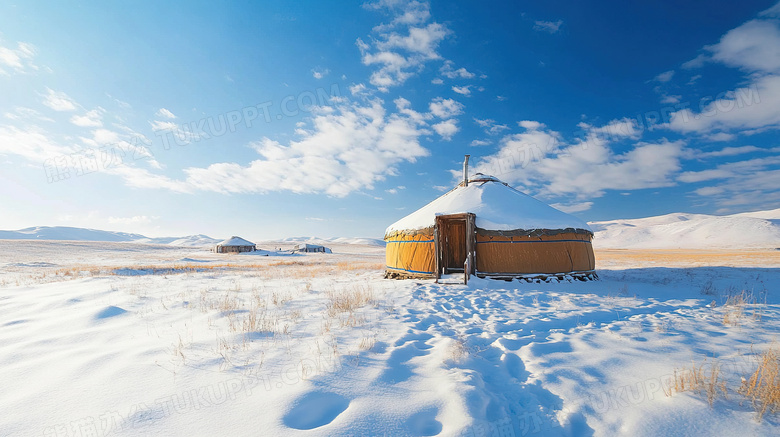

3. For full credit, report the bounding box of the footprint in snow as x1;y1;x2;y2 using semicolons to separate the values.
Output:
406;407;442;436
393;330;433;347
378;343;429;383
282;391;350;430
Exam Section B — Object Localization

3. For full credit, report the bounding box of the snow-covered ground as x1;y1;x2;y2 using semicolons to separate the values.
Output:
1;240;779;436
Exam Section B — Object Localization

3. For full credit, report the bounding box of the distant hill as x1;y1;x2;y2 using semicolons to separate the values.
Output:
589;209;780;249
279;236;386;247
0;226;220;248
7;209;779;250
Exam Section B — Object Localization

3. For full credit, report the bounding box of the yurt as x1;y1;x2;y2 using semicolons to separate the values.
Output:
214;236;256;253
384;170;596;280
292;243;332;253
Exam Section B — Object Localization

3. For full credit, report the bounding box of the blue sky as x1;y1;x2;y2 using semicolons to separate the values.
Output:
1;0;779;240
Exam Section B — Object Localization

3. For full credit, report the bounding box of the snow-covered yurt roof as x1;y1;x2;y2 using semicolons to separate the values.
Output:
216;236;255;247
385;175;592;236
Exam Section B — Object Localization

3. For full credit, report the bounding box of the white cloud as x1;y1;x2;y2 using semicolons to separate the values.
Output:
394;97;429;123
550;201;593;213
181;98;430;197
694;186;726;196
4;107;54;123
0;125;78;163
312;68;330;79
472;121;685;199
377;22;448;56
470;139;490;147
654;70;675;82
682;53;708;69
432;119;458;140
440;60;475;79
678;168;734;183
664;75;780;133
365;0;431;29
577;118;640;141
679;156;780;182
70;109;104;127
761;1;780;17
452;85;472;96
664;12;780;136
707;19;780;74
0;40;37;74
703;132;736;142
428;97;464;118
155;108;177;119
358;3;450;92
431;78;444;85
350;83;368;95
42;88;77;112
699;145;775;157
150;120;179;131
533;20;563;34
679;155;780;211
660;94;682;104
106;166;189;192
91;129;121;145
474;118;509;135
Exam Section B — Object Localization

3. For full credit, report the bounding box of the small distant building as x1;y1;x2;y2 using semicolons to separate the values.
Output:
214;236;256;253
292;243;332;253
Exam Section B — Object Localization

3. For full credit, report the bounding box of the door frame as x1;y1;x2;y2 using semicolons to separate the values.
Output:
434;213;476;278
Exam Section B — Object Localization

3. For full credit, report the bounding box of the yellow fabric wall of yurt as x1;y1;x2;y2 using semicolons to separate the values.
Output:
384;232;436;277
474;232;594;274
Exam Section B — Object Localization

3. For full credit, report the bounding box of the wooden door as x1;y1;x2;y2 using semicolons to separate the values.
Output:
435;213;476;278
444;220;466;270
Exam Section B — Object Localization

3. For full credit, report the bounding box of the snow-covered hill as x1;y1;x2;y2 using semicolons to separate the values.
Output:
135;234;222;247
0;226;146;242
0;226;220;248
280;236;386;247
5;208;780;250
590;208;780;249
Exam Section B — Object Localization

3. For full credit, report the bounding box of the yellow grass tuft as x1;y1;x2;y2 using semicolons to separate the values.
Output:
664;358;727;407
739;346;780;421
722;289;764;327
326;284;375;317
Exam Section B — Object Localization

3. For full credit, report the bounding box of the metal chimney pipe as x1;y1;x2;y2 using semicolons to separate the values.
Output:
463;154;470;186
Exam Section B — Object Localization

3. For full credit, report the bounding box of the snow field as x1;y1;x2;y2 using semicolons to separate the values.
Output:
0;241;778;436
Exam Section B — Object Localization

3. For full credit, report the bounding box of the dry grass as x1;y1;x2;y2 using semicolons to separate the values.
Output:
335;261;384;271
359;332;377;351
739;346;780;421
700;280;717;296
722;289;764;327
46;260;336;279
664;358;728;407
447;338;470;363
326;284;375;317
594;249;780;269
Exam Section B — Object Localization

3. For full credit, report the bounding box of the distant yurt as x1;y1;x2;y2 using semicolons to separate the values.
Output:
214;236;256;253
384;167;595;280
292;243;332;253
